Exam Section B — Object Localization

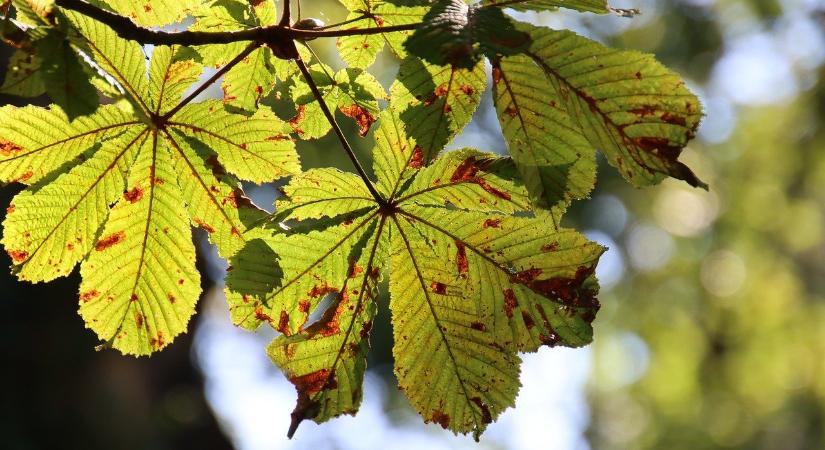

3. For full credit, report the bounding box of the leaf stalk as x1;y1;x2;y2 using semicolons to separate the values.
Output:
294;56;386;206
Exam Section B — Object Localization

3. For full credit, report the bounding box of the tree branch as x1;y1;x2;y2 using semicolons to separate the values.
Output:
294;56;386;206
54;0;419;46
279;0;291;26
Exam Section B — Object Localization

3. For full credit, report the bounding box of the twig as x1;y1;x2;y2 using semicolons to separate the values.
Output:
161;42;259;121
54;0;420;46
294;56;386;205
279;0;290;26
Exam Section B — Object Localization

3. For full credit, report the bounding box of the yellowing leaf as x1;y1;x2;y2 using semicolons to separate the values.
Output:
79;132;201;356
1;31;298;355
226;118;605;438
517;23;705;189
336;0;428;69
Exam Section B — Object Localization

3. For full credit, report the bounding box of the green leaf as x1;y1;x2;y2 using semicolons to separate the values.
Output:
190;0;291;110
169;101;300;184
273;168;375;222
226;126;604;438
518;23;705;189
166;131;269;259
397;148;532;214
404;0;530;69
336;0;428;69
78;131;201;356
0;13;100;118
100;0;200;27
64;11;152;116
0;104;137;184
2;128;143;282
147;46;203;115
0;48;46;97
12;0;56;25
481;0;609;14
491;54;596;222
33;29;99;119
288;65;385;139
390;57;486;167
1;34;298;355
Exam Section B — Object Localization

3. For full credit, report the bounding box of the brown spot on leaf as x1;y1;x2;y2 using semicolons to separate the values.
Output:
505;106;518;117
80;289;99;302
17;171;33;182
483;218;501;228
628;105;658;117
408;145;424;169
516;266;598;309
430;281;447;295
255;306;273;323
317;290;350;337
135;312;144;328
503;288;517;318
521;311;535;329
633;136;682;159
289;104;306;134
193;218;216;233
7;249;27;262
95;231;125;251
539;332;560;346
6;204;14;214
123;186;144;203
223;189;255;209
130;294;138;302
290;369;333;396
460;85;475;96
431;410;450;429
298;300;311;313
308;284;338;298
660;112;688;126
221;85;237;102
470;322;486;331
368;267;380;279
151;332;165;348
541;242;560;252
513;268;542;283
339;104;376;137
0;140;23;156
167;294;176;304
492;65;503;85
348;261;363;278
360;320;372;339
471;397;493;425
455;240;468;275
277;310;290;334
449;157;512;201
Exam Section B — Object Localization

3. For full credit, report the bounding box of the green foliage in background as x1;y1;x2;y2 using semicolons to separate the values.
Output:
0;0;704;440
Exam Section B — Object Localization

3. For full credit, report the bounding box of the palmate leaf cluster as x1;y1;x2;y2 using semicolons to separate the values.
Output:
0;0;703;440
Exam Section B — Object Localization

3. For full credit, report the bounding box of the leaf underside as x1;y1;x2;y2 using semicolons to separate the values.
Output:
0;0;705;440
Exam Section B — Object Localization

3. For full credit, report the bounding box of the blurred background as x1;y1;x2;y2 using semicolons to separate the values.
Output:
2;0;825;449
